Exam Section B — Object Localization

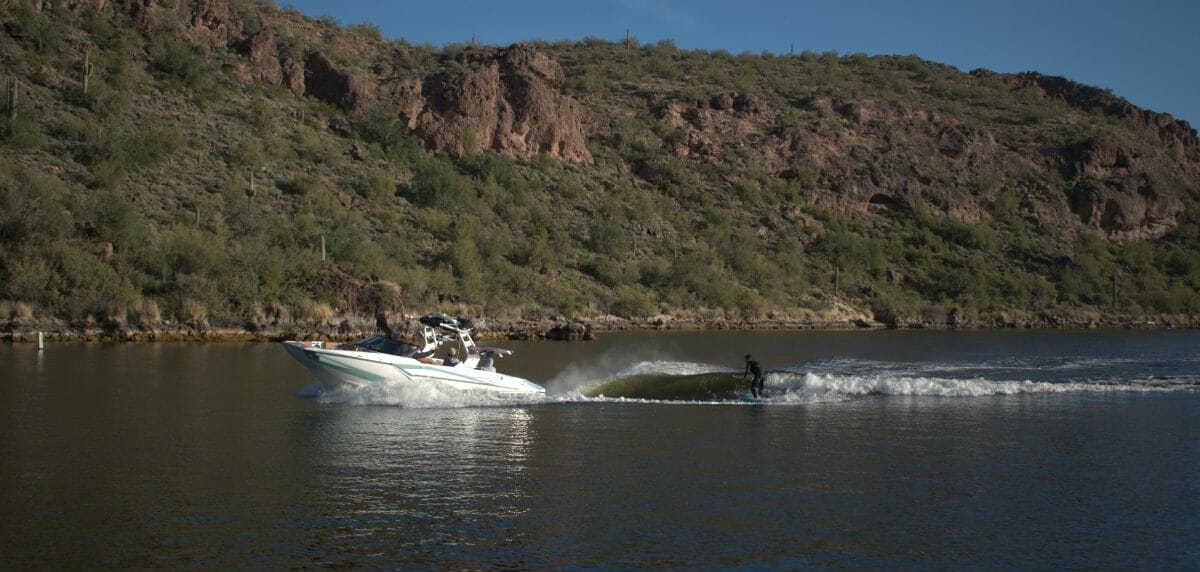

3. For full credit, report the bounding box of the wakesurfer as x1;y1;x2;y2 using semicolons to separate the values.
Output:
743;354;765;398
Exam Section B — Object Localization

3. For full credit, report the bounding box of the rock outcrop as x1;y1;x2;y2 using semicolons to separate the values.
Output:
1005;71;1200;159
303;51;377;114
274;42;593;163
648;81;1196;240
17;0;1194;239
402;44;592;162
14;0;593;163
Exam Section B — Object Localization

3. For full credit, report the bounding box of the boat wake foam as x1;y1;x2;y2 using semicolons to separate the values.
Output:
297;356;1199;407
556;357;1200;405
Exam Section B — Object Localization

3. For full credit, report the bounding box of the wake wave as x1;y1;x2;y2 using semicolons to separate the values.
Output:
557;357;1200;405
297;356;1199;408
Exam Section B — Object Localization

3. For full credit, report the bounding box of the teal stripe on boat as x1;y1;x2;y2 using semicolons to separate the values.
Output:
392;363;514;388
314;354;390;383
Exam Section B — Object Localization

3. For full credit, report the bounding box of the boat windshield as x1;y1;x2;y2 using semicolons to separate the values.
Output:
351;335;420;357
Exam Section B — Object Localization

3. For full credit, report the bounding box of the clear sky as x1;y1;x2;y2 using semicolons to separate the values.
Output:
282;0;1199;130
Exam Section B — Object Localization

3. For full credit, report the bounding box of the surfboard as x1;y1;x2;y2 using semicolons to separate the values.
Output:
738;395;764;403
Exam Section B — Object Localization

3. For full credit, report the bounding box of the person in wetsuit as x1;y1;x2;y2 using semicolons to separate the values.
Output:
743;354;765;398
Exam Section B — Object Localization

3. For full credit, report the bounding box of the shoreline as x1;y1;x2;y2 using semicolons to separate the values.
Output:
3;313;1197;343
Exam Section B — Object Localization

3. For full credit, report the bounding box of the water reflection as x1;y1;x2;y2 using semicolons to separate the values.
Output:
303;405;535;564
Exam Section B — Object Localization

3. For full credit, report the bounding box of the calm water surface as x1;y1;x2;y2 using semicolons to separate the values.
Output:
2;330;1199;568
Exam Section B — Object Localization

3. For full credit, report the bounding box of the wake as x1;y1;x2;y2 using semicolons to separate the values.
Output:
550;357;1200;405
297;356;1200;407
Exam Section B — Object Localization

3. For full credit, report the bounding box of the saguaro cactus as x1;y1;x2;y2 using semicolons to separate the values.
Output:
7;77;16;121
83;51;94;95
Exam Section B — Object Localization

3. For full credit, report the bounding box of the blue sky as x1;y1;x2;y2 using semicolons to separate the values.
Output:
282;0;1199;130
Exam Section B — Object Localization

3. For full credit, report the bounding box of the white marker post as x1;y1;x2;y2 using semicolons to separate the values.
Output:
38;331;44;351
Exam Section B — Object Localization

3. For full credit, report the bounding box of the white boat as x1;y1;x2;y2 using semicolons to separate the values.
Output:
281;314;546;395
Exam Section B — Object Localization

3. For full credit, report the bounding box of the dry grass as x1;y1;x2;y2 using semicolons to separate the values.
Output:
179;299;208;324
130;297;161;326
98;302;128;325
264;302;290;325
298;300;334;326
14;301;29;320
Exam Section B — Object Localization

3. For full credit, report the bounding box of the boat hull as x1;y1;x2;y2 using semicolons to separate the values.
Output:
281;341;546;395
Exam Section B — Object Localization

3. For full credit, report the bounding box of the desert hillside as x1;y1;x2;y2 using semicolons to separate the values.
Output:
2;0;1199;339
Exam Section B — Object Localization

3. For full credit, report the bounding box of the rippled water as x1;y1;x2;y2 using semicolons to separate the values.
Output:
2;330;1199;568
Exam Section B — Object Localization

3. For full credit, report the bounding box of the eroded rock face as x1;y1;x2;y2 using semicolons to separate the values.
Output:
1042;134;1190;239
405;44;592;163
237;27;282;85
1069;178;1183;240
241;27;283;84
6;0;108;12
303;52;377;114
183;0;238;47
1004;71;1199;161
274;40;593;162
648;81;1198;240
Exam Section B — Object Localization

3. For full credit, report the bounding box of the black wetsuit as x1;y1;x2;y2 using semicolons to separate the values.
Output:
745;360;765;398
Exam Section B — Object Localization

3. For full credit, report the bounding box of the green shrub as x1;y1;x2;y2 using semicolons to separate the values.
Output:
10;5;66;55
407;159;473;209
65;78;125;119
579;255;625;288
278;173;324;196
353;105;407;150
2;253;57;306
610;285;657;318
149;35;206;88
228;137;266;168
247;99;275;133
346;22;383;41
120;126;183;170
85;187;146;248
88;159;127;190
293;125;341;164
588;213;627;257
355;169;395;202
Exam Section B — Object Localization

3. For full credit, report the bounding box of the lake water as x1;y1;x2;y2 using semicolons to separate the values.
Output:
2;330;1199;568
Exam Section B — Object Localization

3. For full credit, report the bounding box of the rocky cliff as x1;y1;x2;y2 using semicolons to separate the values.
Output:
19;0;1197;242
648;76;1197;241
14;0;592;163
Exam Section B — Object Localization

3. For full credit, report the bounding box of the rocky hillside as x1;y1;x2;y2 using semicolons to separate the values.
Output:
2;0;1199;339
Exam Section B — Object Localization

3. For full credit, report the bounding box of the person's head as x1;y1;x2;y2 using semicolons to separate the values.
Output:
449;347;457;355
744;354;752;362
